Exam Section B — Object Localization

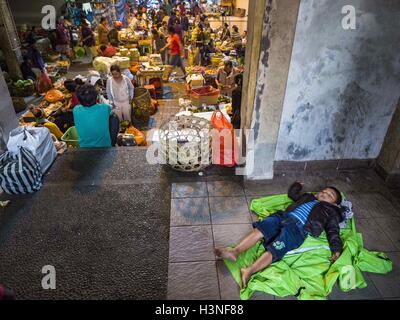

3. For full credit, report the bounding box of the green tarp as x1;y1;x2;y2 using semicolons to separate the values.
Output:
224;194;393;300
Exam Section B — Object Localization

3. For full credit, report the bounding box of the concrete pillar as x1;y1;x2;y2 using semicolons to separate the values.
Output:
0;0;23;80
240;0;266;131
377;99;400;188
0;67;18;146
245;0;301;179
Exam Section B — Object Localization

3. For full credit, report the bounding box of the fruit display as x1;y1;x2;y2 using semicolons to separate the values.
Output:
45;89;65;103
119;29;140;42
225;104;233;115
57;60;70;73
217;95;231;104
185;66;206;75
8;79;35;97
205;67;219;76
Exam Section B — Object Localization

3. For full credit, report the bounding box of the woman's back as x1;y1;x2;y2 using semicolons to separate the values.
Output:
73;103;112;148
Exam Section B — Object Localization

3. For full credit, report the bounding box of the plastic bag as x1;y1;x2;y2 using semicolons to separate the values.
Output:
125;126;147;146
211;110;237;167
36;71;52;94
0;147;43;194
7;126;57;174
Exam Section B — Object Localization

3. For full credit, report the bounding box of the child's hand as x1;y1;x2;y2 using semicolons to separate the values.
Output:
329;252;341;263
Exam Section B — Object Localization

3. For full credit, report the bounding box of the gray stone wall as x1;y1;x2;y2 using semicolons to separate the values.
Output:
0;68;18;145
275;0;400;161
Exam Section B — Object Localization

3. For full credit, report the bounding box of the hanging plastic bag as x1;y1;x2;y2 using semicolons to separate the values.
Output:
211;110;237;167
36;71;53;94
7;126;57;174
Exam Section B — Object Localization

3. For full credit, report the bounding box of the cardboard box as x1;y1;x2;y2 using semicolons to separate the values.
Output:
234;8;246;17
190;86;220;107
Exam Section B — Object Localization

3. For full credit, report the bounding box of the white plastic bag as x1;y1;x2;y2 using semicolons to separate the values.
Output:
7;127;57;174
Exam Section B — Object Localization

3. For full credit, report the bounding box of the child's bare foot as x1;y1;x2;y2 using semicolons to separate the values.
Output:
240;268;252;289
214;247;238;262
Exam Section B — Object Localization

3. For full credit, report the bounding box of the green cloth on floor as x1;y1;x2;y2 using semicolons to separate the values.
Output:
224;194;393;300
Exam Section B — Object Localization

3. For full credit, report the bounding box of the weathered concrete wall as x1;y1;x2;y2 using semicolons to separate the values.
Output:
246;0;301;179
275;0;400;162
0;68;18;145
377;99;400;175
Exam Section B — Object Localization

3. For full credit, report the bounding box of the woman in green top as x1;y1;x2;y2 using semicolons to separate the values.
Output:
73;84;119;148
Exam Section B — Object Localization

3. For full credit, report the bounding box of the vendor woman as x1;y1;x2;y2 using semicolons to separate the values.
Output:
216;60;240;97
106;65;134;122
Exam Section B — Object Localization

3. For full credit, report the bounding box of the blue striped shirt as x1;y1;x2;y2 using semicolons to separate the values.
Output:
289;200;319;225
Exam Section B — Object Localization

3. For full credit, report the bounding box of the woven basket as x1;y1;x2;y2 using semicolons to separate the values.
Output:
159;115;213;172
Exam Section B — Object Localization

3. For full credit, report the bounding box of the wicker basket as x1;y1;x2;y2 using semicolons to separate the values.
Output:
10;84;35;97
159;115;213;172
131;87;151;128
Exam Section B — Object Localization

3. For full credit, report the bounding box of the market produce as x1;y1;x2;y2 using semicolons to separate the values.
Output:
225;104;233;115
125;126;147;146
45;90;65;103
14;79;34;88
217;95;231;104
93;57;118;73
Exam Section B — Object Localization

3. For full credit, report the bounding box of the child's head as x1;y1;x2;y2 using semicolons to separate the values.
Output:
74;78;85;86
100;44;107;52
64;79;77;93
316;187;342;205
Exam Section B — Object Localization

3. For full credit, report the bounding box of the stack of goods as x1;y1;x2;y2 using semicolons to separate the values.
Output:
119;29;139;43
150;54;163;66
211;53;224;67
129;48;140;63
186;74;205;91
185;66;206;75
115;57;131;69
93;57;118;73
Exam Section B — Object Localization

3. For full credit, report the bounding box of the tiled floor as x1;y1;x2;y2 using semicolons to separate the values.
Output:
167;171;400;300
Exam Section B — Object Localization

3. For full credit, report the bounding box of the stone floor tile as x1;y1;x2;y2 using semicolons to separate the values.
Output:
213;224;253;250
209;197;252;225
168;261;220;300
369;252;400;299
375;218;400;250
169;226;215;262
171;182;208;198
170;198;211;226
216;260;241;300
356;219;397;252
347;193;400;219
207;181;245;197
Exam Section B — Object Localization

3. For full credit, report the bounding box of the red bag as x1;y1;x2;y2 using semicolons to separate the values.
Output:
36;71;52;94
211;110;237;167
